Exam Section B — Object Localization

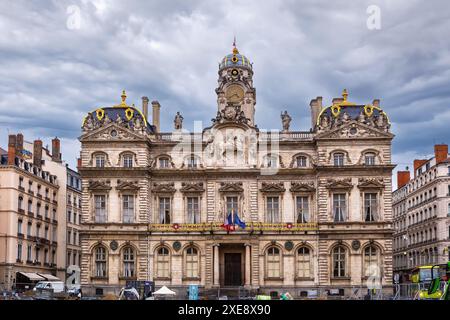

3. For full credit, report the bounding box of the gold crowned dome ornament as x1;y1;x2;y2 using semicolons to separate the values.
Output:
364;104;374;117
96;108;105;120
125;107;134;121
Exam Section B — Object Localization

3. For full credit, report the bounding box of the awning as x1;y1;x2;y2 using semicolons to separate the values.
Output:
18;272;45;281
37;273;60;281
153;286;176;295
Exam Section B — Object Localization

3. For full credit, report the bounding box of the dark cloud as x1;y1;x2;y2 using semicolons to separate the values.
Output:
0;0;449;187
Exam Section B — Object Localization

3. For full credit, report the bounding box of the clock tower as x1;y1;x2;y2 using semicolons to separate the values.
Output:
216;42;256;126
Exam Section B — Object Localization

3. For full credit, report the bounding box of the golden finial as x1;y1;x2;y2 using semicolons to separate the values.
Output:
342;89;348;101
232;36;239;54
120;89;127;106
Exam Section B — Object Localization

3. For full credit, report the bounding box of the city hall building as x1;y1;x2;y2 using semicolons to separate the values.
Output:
78;44;395;297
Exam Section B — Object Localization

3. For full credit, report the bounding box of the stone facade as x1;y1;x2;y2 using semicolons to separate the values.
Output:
79;45;395;297
393;145;450;281
0;135;70;290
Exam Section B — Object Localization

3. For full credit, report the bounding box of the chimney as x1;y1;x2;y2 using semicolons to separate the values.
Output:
33;140;43;167
397;170;410;189
16;133;23;157
142;96;149;122
372;99;380;108
434;144;448;164
413;159;428;177
7;134;17;165
152;100;161;133
77;157;82;169
310;96;322;130
51;137;61;162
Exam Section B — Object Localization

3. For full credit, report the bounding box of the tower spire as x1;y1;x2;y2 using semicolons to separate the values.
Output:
232;36;239;54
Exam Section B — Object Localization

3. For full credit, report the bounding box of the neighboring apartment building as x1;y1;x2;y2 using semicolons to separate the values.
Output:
0;134;69;290
78;43;395;297
393;144;450;281
66;168;82;270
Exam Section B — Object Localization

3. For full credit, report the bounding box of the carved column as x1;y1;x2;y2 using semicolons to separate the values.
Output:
245;243;251;287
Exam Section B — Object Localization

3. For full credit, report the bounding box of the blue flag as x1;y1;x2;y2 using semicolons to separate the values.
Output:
233;212;246;229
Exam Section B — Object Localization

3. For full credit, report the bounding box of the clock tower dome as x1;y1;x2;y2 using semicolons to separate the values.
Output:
216;41;256;126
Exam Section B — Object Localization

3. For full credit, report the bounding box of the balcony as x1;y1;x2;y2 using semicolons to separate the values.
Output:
36;214;42;220
18;186;25;192
45;196;50;202
27;211;34;217
28;190;34;196
17;233;24;239
53;200;58;205
26;260;33;265
18;208;25;214
148;222;319;232
52;219;58;225
16;258;23;263
37;194;42;199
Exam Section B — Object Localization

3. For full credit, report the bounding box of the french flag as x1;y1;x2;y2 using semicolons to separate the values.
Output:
221;212;234;231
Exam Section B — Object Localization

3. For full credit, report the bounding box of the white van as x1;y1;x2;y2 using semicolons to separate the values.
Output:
33;281;65;293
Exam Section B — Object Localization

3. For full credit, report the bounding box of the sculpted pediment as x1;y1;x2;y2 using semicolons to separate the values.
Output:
325;178;353;190
357;178;384;189
260;182;286;193
80;123;146;141
218;182;244;193
316;121;394;140
116;180;140;192
152;182;176;194
290;182;316;193
180;182;205;193
88;180;112;191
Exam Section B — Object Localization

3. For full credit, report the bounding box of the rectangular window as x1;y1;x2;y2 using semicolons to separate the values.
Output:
296;196;309;223
159;158;169;168
364;193;378;222
122;195;134;223
226;196;239;216
266;197;280;223
27;245;32;261
296;156;307;168
187;197;200;223
95;155;105;168
448;203;450;217
123;155;133;168
28;200;32;213
159;197;171;224
44;250;48;264
333;194;347;222
36;224;40;238
94;195;106;223
68;230;71;244
365;154;376;165
27;223;32;237
73;231;76;245
333;153;344;167
19;177;24;188
44;206;49;219
52;209;56;221
17;243;22;261
52;226;57;242
17;219;22;235
187;157;197;168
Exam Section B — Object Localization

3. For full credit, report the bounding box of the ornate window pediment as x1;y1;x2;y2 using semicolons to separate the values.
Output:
152;182;176;194
218;182;243;193
260;182;286;193
325;178;353;190
357;178;384;189
180;182;205;193
290;182;315;193
88;180;111;191
116;180;140;192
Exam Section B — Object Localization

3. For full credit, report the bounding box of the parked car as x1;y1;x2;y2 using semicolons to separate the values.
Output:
33;281;65;293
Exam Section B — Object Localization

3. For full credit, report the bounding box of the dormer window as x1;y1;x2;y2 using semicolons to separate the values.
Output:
364;153;376;166
95;154;106;168
296;156;307;168
159;158;170;168
333;153;344;167
122;154;133;168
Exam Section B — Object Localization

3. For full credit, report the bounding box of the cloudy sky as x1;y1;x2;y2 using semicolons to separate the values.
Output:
1;0;449;188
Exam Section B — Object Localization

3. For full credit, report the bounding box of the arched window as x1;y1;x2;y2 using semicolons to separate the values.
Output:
332;246;346;277
297;247;311;278
364;152;376;165
94;246;107;277
185;247;199;278
122;247;135;278
158;157;170;168
333;152;345;167
266;247;281;278
296;156;307;168
93;153;107;168
363;245;379;277
122;153;134;168
156;247;170;278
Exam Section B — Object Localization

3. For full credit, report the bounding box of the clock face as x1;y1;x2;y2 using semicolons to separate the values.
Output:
225;85;244;103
